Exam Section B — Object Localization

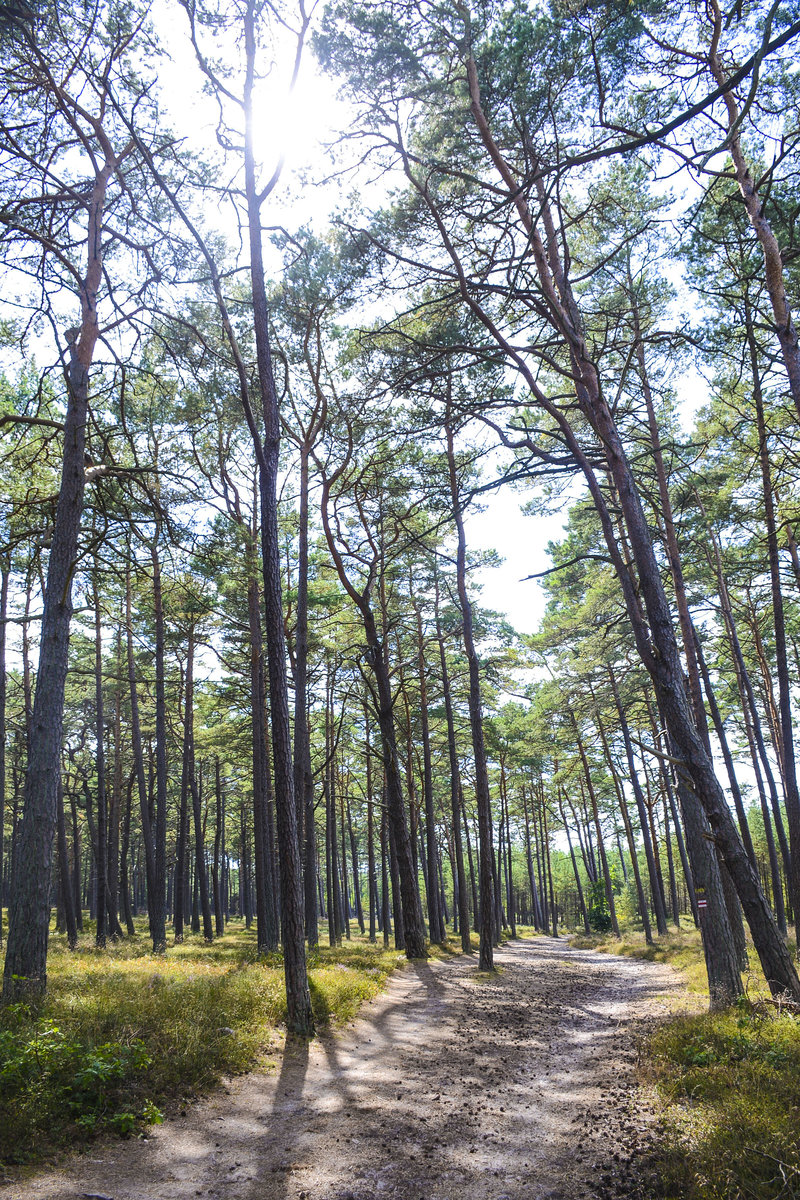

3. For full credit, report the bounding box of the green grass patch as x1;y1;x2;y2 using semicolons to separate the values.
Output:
0;918;408;1165
645;1001;800;1199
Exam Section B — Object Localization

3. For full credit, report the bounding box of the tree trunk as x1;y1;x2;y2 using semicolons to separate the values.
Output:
93;574;108;949
3;151;110;1002
365;703;377;944
575;726;620;938
559;795;590;935
247;560;279;953
435;573;470;950
705;0;800;419
459;63;798;997
522;786;544;930
243;0;312;1036
413;597;445;943
213;758;225;937
293;441;318;947
151;537;168;954
595;712;652;943
120;771;136;937
126;560;157;945
749;313;800;930
347;797;365;934
608;669;668;935
463;801;479;932
380;796;391;947
57;779;78;950
0;562;8;945
446;419;494;971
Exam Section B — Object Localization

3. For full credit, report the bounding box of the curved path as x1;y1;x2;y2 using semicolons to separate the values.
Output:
9;938;685;1200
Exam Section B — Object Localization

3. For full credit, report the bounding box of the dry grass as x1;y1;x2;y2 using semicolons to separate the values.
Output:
0;917;409;1164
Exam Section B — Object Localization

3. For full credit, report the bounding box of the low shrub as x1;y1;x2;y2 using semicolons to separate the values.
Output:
646;1000;800;1199
0;918;408;1164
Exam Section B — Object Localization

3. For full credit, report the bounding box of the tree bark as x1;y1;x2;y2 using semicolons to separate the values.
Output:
2;94;116;1001
445;419;494;970
151;536;168;954
414;597;445;943
243;0;312;1036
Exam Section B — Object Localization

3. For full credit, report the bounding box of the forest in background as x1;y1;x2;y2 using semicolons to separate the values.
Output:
1;0;800;1074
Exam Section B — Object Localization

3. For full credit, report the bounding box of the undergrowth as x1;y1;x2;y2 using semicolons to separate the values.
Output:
646;1000;800;1199
0;917;408;1165
570;923;800;1199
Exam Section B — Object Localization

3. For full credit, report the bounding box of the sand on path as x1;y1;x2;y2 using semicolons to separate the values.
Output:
7;937;685;1200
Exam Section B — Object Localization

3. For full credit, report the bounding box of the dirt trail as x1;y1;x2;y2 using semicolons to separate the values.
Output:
7;937;686;1200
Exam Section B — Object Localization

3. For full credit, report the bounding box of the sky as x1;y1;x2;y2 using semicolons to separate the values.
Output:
150;0;567;641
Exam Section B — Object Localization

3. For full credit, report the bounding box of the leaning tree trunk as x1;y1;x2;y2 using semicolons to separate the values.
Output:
748;315;800;931
705;0;800;420
453;49;797;997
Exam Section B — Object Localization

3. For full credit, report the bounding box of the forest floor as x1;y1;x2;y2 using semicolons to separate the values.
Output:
6;935;689;1200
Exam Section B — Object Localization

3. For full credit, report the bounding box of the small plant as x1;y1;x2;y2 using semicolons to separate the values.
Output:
142;1099;164;1125
0;916;408;1166
109;1112;138;1137
646;1006;800;1198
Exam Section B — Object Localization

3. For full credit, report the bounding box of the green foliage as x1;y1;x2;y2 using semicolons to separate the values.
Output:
0;919;406;1165
647;1004;800;1199
586;878;613;931
0;1018;153;1150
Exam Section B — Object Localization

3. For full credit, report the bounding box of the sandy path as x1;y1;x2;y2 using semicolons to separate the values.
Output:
6;938;685;1200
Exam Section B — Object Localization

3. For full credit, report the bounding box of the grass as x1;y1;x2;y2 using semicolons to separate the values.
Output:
0;916;411;1166
644;1000;800;1200
569;922;800;1199
14;912;797;1196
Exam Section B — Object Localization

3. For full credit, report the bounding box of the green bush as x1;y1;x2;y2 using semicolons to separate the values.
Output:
0;1019;154;1151
587;879;613;932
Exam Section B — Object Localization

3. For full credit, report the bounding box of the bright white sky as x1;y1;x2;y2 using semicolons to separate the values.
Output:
153;0;564;638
